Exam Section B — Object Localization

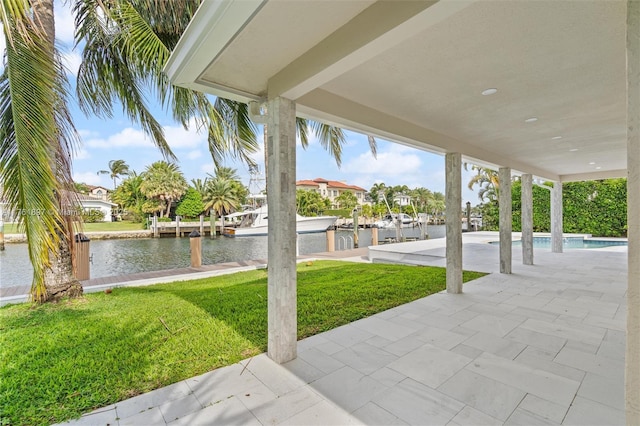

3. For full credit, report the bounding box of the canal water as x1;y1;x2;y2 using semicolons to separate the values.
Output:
0;226;445;288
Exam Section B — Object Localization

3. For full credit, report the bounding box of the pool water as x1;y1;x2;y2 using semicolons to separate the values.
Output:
491;236;627;249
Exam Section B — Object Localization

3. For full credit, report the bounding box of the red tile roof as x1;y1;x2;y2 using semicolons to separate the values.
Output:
296;178;366;192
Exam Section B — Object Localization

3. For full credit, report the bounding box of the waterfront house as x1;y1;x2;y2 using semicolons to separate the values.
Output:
296;178;368;208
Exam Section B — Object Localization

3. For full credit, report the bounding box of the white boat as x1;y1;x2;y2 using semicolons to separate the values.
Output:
373;213;416;229
222;205;338;237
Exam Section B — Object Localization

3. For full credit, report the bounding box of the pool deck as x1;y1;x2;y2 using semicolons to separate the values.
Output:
49;232;627;425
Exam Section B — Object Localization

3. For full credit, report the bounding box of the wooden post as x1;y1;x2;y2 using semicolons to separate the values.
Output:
371;226;379;246
326;229;335;252
210;211;216;238
175;216;181;238
199;215;204;236
353;209;359;248
189;230;202;267
153;215;159;238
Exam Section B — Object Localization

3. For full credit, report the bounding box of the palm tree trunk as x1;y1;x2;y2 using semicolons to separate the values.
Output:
32;0;82;302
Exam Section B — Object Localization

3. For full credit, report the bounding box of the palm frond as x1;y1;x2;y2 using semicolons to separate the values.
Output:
0;12;77;301
296;117;309;148
309;120;346;168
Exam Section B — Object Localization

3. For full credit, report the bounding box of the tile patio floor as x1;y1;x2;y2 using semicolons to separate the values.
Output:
57;234;627;425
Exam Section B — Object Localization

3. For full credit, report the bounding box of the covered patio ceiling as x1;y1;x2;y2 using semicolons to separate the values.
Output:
165;0;627;183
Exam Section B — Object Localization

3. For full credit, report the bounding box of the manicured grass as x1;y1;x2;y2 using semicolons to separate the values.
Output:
0;261;486;425
3;221;145;234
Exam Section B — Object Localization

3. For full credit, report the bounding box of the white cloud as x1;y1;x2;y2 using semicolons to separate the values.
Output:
74;148;91;160
186;150;202;160
85;127;155;149
55;2;76;44
73;171;103;186
343;148;422;176
200;163;215;175
62;50;82;76
165;121;207;150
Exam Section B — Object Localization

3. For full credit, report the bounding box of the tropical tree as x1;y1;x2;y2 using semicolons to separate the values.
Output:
0;0;375;303
203;177;240;217
334;191;358;210
466;164;500;202
369;182;387;205
176;187;204;219
410;187;433;212
139;161;188;217
0;0;84;302
361;204;373;219
97;159;131;189
111;172;146;221
296;189;330;216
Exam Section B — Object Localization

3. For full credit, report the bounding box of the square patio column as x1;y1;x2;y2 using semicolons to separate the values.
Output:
627;0;640;421
521;174;534;265
551;182;563;253
499;167;512;274
266;97;297;364
445;153;462;293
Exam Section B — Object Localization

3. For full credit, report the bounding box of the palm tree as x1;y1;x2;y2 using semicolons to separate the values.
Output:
140;161;188;217
0;0;375;303
369;182;387;205
76;0;376;170
97;159;131;189
110;172;145;221
466;164;500;202
203;177;240;217
0;0;83;302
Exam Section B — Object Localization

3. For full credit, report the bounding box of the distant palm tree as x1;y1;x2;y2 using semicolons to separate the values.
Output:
203;178;240;217
97;160;131;189
140;161;188;217
110;172;145;220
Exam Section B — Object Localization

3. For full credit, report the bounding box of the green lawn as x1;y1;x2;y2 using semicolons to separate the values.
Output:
2;220;145;234
0;261;486;425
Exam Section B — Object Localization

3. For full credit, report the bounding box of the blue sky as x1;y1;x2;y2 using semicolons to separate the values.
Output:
1;3;480;206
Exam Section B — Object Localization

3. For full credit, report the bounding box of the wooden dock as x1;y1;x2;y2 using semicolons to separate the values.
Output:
149;217;221;237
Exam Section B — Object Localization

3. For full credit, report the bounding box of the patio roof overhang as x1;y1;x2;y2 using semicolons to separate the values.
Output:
165;0;628;183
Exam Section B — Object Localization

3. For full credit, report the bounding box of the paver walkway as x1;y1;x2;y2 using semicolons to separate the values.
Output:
56;235;627;425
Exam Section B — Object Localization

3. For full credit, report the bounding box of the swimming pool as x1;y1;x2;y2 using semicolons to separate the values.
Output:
490;236;628;249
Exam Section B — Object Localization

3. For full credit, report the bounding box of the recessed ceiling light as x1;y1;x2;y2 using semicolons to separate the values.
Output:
551;136;562;140
589;162;596;165
569;148;578;152
481;88;498;96
596;166;602;170
525;117;538;123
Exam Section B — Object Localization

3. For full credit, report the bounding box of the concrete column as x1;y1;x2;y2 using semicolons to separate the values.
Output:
521;174;534;265
499;167;512;274
551;182;563;253
627;0;640;421
267;96;297;364
445;153;462;293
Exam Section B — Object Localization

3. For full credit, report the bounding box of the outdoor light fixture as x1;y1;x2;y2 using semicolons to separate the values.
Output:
481;88;498;96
